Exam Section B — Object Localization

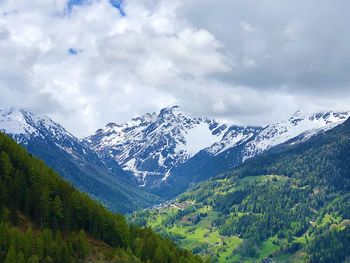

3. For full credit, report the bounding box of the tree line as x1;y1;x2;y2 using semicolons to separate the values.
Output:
0;132;204;263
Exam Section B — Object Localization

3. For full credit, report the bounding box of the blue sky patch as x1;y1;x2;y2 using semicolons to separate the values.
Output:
110;0;126;16
67;0;126;16
67;0;88;11
68;48;80;56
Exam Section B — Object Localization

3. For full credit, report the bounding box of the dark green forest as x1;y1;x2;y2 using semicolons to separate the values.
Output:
0;132;204;263
131;119;350;262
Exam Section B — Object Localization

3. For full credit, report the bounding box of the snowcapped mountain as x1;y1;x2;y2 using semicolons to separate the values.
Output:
4;106;347;205
5;106;347;203
161;110;350;198
0;108;157;213
242;111;350;161
85;106;350;197
84;106;238;186
0;108;113;172
206;125;263;156
0;108;75;143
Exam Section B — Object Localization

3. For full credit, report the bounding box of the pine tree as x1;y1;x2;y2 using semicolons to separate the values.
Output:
153;244;169;263
39;187;51;228
0;151;13;180
24;227;33;258
27;255;39;263
35;237;45;260
52;196;63;231
17;252;25;263
4;245;17;263
77;229;89;259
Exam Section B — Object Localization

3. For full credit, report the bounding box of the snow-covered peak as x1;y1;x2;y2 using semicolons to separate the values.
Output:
177;121;223;155
0;108;37;136
0;107;75;143
243;110;350;161
206;125;262;155
84;106;234;185
0;107;128;177
84;107;349;189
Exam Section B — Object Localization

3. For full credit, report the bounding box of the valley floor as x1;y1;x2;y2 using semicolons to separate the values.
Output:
130;174;350;262
131;176;296;262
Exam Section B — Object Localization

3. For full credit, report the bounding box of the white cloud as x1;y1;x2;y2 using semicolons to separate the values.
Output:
240;21;256;33
0;0;230;136
0;0;349;137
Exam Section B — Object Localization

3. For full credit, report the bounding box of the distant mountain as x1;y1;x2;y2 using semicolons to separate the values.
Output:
84;105;248;187
0;108;157;213
241;110;350;161
164;111;350;198
86;106;349;199
131;116;350;263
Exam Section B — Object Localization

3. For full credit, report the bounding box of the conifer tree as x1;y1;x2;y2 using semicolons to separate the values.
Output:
4;245;17;263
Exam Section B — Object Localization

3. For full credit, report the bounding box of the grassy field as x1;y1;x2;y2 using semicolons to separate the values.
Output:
141;206;287;262
129;175;301;262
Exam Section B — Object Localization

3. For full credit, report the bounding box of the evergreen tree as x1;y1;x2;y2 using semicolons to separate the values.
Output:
27;255;39;263
4;245;17;263
17;252;25;263
0;151;12;180
52;196;63;231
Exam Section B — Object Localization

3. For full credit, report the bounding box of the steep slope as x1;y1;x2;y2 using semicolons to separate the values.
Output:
0;132;204;263
86;107;349;199
85;105;255;188
0;108;157;213
161;110;350;199
131;118;350;263
241;110;350;161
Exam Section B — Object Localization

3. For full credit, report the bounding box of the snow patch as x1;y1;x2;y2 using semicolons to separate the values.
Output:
176;122;222;155
0;108;37;136
243;111;350;161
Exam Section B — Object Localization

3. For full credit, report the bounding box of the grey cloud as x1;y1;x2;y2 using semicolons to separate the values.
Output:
0;30;8;40
180;0;350;95
0;0;349;137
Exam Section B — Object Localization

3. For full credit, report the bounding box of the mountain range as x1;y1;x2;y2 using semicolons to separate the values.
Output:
130;112;350;262
85;106;350;198
0;108;157;213
1;106;349;208
1;105;350;262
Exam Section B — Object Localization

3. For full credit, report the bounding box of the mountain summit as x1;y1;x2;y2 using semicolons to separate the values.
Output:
84;105;239;187
2;107;349;201
0;107;157;212
0;108;75;143
85;107;350;197
242;110;350;161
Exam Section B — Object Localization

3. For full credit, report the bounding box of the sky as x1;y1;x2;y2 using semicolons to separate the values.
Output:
0;0;350;137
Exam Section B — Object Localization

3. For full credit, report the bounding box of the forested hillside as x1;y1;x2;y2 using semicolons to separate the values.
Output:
0;108;157;214
0;132;204;263
131;119;350;262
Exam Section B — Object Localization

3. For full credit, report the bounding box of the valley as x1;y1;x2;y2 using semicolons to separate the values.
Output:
85;106;349;199
130;175;302;263
130;117;350;262
1;1;349;262
1;106;350;262
0;132;204;262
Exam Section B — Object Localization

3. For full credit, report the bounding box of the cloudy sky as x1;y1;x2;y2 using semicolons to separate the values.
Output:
1;0;350;137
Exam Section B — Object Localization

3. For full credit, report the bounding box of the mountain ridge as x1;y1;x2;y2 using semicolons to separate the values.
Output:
2;106;349;202
85;106;349;198
130;113;350;263
0;131;203;263
84;105;239;187
0;107;157;213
